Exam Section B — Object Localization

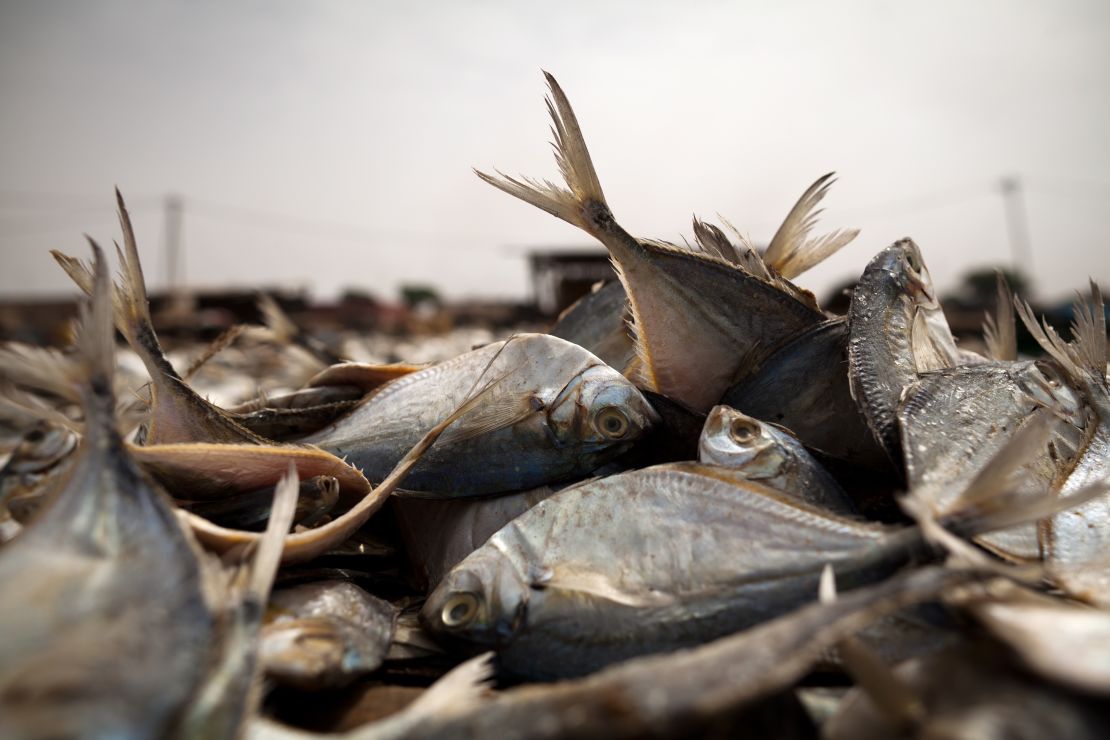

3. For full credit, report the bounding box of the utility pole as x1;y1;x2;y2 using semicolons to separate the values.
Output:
999;176;1033;274
164;193;184;289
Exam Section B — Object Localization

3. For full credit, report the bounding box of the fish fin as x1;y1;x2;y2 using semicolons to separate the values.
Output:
475;72;606;230
0;382;82;432
691;217;740;264
1069;280;1107;379
818;566;925;730
436;391;538;446
400;651;496;717
920;408;1109;539
763;173;859;279
692;214;825;311
306;361;425;393
982;272;1017;362
257;293;298;344
910;310;959;372
247;464;299;599
0;342;82;404
182;324;247;382
1014;296;1083;380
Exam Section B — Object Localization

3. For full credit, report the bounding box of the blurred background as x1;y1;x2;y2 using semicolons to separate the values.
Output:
1;0;1107;345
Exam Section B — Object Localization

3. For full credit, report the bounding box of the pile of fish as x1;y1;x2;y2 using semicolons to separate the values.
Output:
1;73;1109;739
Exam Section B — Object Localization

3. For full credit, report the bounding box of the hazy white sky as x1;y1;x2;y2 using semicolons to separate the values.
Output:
1;0;1108;304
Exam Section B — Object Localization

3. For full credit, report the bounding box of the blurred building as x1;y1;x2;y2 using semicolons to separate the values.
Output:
529;249;615;316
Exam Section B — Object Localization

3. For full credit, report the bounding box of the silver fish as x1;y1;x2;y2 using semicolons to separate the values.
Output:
698;405;856;515
421;462;935;679
357;568;978;740
304;333;658;496
898;361;1081;560
847;239;967;461
478;73;854;413
1016;284;1110;603
262;580;397;690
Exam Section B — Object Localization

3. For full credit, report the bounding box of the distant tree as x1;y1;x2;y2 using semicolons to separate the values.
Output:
960;268;1030;305
400;284;442;308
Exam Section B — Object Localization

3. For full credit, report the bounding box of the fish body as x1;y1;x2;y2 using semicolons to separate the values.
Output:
422;462;919;679
848;239;964;461
305;333;657;495
699;405;856;515
898;361;1079;561
478;73;847;413
0;245;294;739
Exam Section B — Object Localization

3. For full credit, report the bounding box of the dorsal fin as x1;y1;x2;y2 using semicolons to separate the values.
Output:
983;272;1017;361
763;173;859;279
1015;284;1107;386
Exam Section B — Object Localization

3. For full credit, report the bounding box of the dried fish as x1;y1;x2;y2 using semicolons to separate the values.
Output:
848;239;967;461
262;580;397;690
0;245;295;739
722;318;888;469
478;73;842;412
698;405;856;515
305;333;657;495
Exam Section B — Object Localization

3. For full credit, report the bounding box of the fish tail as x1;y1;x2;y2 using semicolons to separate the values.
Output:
2;242;116;412
51;190;180;385
475;72;611;234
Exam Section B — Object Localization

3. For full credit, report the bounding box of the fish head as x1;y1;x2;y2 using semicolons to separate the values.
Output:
421;546;529;649
878;240;961;371
879;240;938;310
698;406;786;477
546;363;659;451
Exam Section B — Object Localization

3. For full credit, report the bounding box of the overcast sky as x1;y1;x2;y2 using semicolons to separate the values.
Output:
1;0;1108;305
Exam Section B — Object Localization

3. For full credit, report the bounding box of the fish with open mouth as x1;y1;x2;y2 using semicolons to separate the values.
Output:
848;239;972;462
698;404;856;515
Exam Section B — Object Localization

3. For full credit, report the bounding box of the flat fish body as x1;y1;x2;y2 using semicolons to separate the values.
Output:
304;333;656;496
423;463;917;679
393;485;562;590
899;362;1078;560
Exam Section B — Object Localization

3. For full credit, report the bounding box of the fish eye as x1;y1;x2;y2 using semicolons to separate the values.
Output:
729;418;759;445
595;407;631;439
441;592;480;628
